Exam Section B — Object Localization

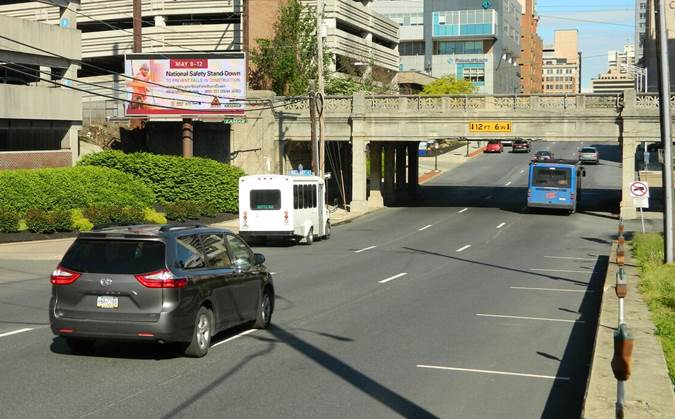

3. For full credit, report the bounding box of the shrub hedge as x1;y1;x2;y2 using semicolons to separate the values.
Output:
84;206;146;226
0;208;19;233
165;201;201;222
79;151;245;213
25;209;73;234
0;166;155;213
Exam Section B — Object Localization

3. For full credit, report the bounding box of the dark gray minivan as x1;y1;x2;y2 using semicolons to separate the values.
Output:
49;224;274;357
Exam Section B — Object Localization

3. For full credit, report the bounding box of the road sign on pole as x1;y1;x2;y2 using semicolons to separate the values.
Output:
629;181;649;208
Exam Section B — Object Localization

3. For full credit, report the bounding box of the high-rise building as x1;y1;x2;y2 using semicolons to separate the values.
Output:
608;44;635;72
517;0;543;93
375;0;522;94
541;30;581;94
635;0;648;65
644;0;675;91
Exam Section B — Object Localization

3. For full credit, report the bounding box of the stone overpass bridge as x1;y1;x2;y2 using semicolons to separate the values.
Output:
236;89;674;219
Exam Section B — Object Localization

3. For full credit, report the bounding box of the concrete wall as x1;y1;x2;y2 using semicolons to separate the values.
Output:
0;14;81;62
0;85;82;121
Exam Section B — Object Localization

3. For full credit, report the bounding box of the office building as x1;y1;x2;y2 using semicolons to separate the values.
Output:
376;0;522;94
0;2;81;169
517;0;543;93
644;0;675;91
635;0;647;65
542;30;581;94
591;67;635;94
608;44;635;71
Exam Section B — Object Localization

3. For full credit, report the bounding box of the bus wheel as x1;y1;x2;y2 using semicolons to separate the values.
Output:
305;228;314;245
324;222;331;240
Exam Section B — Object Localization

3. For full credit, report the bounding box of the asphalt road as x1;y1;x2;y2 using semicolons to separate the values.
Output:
0;141;621;419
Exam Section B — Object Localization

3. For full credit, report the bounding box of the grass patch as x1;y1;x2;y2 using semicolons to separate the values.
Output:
632;233;675;384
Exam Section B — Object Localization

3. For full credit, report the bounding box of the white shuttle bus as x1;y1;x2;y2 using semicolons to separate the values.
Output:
238;173;331;244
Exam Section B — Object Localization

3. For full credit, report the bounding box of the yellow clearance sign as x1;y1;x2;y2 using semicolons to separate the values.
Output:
469;121;512;133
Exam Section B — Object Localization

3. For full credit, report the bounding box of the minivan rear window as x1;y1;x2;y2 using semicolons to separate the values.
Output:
60;239;165;274
250;189;281;210
532;167;571;188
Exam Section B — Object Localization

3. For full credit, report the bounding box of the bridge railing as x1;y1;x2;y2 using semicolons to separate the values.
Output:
634;93;675;109
278;93;624;114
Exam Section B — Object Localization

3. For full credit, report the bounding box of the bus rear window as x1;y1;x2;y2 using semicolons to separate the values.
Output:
250;189;281;210
532;167;571;188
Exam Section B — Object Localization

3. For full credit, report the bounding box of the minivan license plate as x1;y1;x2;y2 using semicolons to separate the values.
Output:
96;296;118;309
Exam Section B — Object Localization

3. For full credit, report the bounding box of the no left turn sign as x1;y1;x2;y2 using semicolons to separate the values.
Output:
629;181;650;198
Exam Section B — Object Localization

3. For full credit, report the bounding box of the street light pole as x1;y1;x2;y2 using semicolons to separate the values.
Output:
655;0;674;262
316;0;326;176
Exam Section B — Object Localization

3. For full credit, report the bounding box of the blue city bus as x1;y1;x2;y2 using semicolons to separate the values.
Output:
527;160;586;213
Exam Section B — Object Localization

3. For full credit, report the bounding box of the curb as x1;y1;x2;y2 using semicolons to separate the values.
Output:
583;241;675;418
468;146;485;158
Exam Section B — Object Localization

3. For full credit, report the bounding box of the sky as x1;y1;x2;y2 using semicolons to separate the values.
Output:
536;0;637;90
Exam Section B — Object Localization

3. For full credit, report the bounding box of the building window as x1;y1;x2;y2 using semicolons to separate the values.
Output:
433;40;484;55
400;41;425;56
457;63;485;86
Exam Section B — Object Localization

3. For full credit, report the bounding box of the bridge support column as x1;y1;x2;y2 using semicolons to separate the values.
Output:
383;143;395;205
368;142;384;208
620;138;638;220
350;138;369;213
395;143;407;189
407;142;419;197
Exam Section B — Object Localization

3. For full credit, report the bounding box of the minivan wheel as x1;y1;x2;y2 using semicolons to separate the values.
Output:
64;337;95;354
253;289;273;329
305;228;314;245
184;307;213;358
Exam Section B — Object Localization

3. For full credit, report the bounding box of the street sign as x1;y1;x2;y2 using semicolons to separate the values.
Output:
629;181;650;198
629;181;650;208
469;121;512;133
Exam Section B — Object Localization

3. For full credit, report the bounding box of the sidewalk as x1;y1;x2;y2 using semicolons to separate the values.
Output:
583;242;675;418
418;143;483;184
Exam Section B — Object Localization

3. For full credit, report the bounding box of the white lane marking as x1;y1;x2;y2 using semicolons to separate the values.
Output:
418;225;433;231
496;222;506;229
270;272;277;275
531;269;596;274
456;245;471;252
505;181;512;186
212;329;256;348
510;286;592;293
458;208;468;213
416;365;570;381
378;273;408;284
0;328;33;338
476;313;584;324
544;255;597;261
354;245;377;253
520;170;525;174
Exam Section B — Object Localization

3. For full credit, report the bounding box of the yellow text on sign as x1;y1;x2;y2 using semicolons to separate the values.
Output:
469;121;512;133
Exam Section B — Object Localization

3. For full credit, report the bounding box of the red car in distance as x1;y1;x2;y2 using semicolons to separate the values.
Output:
485;140;504;153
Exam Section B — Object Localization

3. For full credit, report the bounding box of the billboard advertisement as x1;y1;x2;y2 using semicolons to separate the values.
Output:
124;53;246;118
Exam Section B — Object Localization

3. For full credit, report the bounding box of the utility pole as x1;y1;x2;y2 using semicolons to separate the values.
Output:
131;0;143;130
309;92;319;175
133;0;142;53
655;0;673;263
316;0;326;176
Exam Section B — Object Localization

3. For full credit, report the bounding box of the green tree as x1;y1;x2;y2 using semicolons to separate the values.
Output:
421;75;475;95
249;0;330;96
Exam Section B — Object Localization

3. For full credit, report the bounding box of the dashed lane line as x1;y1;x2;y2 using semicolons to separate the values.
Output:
354;246;377;253
458;208;468;213
0;328;34;339
496;222;506;229
378;273;408;284
211;329;256;348
456;245;471;253
418;225;433;231
476;313;585;324
416;365;570;381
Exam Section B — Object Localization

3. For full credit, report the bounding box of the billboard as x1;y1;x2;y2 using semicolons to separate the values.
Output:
124;53;246;118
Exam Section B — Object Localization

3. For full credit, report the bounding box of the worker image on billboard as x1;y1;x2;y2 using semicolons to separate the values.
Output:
126;61;153;111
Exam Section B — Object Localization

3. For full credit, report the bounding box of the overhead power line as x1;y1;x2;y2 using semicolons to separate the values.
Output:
0;33;264;103
0;63;305;113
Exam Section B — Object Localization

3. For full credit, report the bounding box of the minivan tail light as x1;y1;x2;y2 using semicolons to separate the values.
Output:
135;269;187;288
51;266;81;285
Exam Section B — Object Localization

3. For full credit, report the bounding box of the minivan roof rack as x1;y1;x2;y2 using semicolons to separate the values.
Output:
159;223;208;232
92;223;132;231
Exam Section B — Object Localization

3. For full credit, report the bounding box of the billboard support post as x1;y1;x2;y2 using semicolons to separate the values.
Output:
182;118;194;158
131;0;143;130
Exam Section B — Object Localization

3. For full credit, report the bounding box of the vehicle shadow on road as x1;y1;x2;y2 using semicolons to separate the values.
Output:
401;247;591;287
162;325;438;418
392;186;620;215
